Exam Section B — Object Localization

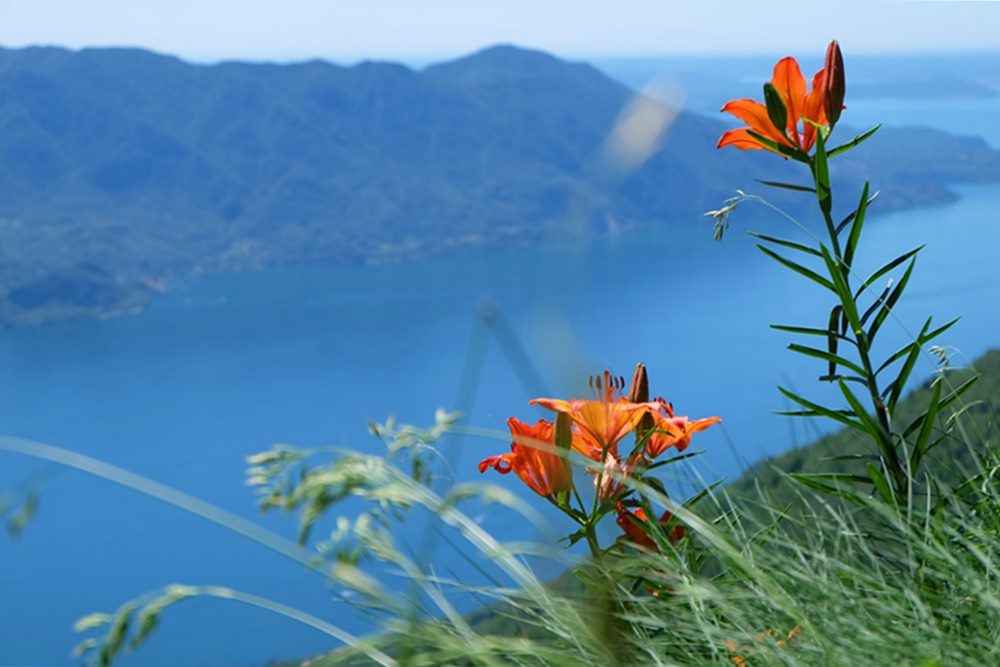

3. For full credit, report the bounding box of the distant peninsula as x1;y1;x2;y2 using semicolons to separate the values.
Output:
1;45;999;329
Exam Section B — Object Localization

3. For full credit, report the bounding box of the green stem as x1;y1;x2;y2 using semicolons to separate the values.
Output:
571;483;588;518
584;521;603;560
810;158;842;259
812;172;906;498
854;330;905;494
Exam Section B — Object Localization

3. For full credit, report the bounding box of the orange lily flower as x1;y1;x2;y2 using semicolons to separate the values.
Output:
531;371;658;461
717;52;830;155
616;504;684;550
478;417;572;497
645;400;721;459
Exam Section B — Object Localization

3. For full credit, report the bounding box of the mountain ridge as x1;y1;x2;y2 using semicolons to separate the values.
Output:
0;43;998;328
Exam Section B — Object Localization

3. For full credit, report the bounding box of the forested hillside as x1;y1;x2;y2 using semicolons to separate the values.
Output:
2;44;999;327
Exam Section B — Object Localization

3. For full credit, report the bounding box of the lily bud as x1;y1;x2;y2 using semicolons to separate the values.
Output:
627;362;649;403
628;363;655;443
824;40;845;126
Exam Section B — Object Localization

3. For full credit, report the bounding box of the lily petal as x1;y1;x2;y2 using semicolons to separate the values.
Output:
771;57;807;136
717;128;767;151
529;397;573;414
801;69;829;151
646;413;721;458
478;454;511;474
507;417;571;496
721;99;788;145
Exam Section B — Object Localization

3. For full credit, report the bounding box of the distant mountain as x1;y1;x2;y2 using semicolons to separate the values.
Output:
0;44;998;327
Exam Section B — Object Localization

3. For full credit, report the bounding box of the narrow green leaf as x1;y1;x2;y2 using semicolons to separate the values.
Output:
886;320;935;412
818;374;867;385
746;130;810;161
788;343;867;377
820;244;862;335
876;318;933;376
645;450;702;471
763;82;788;133
813;132;832;215
777;386;866;433
837;379;900;483
775;409;857;418
822;453;880;463
860;284;893;327
757;245;836;291
910;380;943;475
938;375;979;411
868;257;916;341
682;480;724;509
827;305;843;377
855;246;923;298
875;316;958;382
843;182;871;269
887;355;921;414
771;323;852;341
756;179;816;193
923;317;960;344
835;190;880;235
750;232;822;257
902;376;978;440
867;463;896;505
827;124;881;158
837;380;884;442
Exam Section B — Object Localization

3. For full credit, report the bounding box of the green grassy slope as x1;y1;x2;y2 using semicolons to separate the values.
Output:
727;349;1000;505
266;350;1000;666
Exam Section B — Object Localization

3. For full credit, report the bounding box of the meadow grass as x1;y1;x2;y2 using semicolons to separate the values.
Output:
257;352;999;667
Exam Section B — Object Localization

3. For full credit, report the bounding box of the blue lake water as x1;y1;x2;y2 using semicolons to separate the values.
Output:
2;98;1000;666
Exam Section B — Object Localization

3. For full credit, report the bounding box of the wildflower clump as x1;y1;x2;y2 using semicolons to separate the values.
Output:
479;363;719;559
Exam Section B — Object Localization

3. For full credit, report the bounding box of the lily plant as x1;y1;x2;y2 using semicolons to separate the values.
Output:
712;41;972;510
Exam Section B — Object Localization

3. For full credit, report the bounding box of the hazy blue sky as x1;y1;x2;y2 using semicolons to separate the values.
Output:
1;0;999;63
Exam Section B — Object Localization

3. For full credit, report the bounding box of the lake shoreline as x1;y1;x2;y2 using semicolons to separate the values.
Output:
0;188;974;334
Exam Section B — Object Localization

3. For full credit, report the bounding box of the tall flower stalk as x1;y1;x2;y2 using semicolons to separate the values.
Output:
713;41;974;509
